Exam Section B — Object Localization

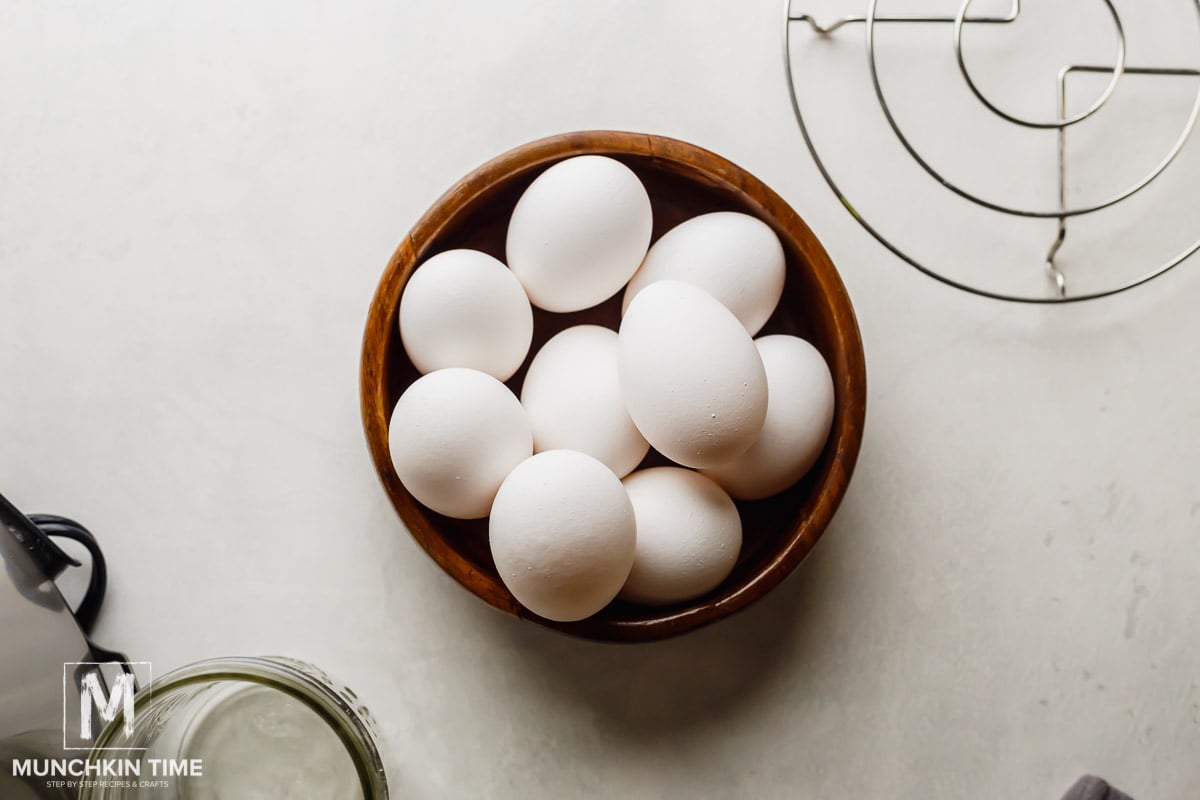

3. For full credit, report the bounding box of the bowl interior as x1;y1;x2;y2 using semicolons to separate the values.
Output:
363;133;864;641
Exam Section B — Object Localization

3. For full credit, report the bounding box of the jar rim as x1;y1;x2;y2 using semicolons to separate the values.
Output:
86;656;388;800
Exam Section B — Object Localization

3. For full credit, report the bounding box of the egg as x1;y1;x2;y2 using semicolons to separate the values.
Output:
506;155;653;312
489;450;637;622
520;325;649;478
618;280;768;469
619;467;742;606
388;368;532;519
622;211;786;335
399;249;533;381
703;335;835;500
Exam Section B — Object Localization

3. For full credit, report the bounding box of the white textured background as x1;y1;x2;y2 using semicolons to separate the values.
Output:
2;1;1198;798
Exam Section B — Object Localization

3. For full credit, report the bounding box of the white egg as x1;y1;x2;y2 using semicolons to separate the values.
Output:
388;368;532;519
399;249;533;381
618;280;768;469
520;325;649;478
623;212;786;335
703;335;835;500
489;450;637;622
619;467;742;606
506;155;652;313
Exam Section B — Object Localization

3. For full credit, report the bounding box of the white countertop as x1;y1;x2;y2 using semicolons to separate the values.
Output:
2;2;1198;797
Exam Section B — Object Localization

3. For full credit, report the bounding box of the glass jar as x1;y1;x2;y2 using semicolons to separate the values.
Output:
80;657;388;799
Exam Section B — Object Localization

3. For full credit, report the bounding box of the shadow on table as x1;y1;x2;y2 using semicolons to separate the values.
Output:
478;503;859;741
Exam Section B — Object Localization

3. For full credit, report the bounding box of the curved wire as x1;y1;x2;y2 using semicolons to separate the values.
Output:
863;0;1200;219
782;0;1200;302
953;0;1125;130
788;0;1021;36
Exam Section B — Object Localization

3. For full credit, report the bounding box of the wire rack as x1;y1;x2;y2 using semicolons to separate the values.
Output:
783;0;1200;303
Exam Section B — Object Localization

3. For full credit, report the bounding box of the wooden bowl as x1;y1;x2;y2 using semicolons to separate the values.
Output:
361;131;866;642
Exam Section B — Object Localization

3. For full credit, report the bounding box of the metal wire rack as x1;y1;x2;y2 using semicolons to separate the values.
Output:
783;0;1200;303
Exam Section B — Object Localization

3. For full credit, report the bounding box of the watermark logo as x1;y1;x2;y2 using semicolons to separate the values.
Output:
63;662;151;751
6;660;201;791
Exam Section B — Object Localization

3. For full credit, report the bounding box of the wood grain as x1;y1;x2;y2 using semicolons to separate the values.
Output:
361;131;867;642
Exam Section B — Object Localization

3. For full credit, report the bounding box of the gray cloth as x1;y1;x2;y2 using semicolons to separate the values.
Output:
1061;775;1134;800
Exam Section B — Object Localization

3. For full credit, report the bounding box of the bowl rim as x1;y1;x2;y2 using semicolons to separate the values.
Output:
360;130;867;642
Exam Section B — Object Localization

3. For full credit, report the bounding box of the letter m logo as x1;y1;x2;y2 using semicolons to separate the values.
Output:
64;662;151;750
80;671;136;739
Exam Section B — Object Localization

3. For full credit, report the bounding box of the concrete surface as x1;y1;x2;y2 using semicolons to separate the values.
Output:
1;1;1198;797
